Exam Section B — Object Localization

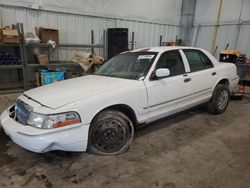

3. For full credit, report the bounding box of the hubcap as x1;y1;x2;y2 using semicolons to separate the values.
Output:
103;128;118;145
218;90;229;110
92;118;127;153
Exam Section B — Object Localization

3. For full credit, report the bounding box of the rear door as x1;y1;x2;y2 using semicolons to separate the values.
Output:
181;49;217;99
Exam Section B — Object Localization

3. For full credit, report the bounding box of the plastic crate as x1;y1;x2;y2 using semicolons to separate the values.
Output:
40;70;64;85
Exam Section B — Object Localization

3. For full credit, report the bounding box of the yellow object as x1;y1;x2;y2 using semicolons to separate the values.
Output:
220;50;241;56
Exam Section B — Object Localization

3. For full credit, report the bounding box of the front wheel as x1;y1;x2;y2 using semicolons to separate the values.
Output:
88;110;134;155
207;84;230;114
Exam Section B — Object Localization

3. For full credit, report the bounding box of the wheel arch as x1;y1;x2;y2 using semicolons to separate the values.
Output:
215;78;230;89
91;104;138;127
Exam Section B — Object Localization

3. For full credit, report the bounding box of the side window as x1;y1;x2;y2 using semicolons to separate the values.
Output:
155;50;185;76
183;50;213;72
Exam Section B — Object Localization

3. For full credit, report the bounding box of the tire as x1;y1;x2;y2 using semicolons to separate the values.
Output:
207;84;230;114
87;110;134;155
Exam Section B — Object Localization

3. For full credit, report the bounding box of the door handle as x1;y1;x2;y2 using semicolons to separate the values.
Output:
184;78;191;83
212;72;217;76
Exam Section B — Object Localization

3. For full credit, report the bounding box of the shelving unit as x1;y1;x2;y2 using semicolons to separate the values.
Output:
25;43;105;64
26;62;80;68
21;24;106;89
0;65;23;69
0;43;21;47
0;22;107;92
0;23;107;92
0;23;26;94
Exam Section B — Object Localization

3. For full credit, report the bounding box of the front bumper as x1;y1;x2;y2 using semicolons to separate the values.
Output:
0;109;90;153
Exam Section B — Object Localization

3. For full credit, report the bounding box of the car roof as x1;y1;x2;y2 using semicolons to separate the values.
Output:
130;46;202;53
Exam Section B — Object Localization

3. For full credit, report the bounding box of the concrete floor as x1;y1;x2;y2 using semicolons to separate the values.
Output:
0;93;250;188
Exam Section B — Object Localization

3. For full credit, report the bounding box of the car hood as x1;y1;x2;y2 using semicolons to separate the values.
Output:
24;75;136;109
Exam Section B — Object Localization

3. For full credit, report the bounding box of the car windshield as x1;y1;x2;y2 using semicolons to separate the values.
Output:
94;52;158;80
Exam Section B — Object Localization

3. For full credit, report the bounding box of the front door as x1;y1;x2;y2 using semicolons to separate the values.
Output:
145;50;193;122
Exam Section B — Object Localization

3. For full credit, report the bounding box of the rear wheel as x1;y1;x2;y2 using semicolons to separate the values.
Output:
207;84;230;114
88;110;134;155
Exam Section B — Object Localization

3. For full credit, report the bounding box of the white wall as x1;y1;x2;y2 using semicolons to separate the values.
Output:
194;0;250;25
193;0;250;58
0;0;182;60
0;0;182;25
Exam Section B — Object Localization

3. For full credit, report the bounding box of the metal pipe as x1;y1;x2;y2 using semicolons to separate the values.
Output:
234;0;244;49
91;30;94;54
57;44;104;48
211;0;223;54
19;22;28;90
103;30;106;60
193;22;250;27
131;32;135;50
192;24;201;47
159;35;163;46
179;0;196;46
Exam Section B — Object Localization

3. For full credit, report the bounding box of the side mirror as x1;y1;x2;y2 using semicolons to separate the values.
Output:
155;68;170;78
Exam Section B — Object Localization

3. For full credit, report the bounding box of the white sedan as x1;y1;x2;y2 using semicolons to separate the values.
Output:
0;47;239;155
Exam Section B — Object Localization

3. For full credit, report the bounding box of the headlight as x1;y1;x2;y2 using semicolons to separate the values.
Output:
27;111;81;129
26;112;45;128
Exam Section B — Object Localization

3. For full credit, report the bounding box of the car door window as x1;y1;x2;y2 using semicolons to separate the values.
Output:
183;50;213;72
155;50;185;76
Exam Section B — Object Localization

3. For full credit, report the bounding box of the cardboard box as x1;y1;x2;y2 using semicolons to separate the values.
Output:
35;70;65;86
0;29;2;42
35;72;41;86
36;54;49;65
39;27;59;43
244;72;250;81
0;26;20;43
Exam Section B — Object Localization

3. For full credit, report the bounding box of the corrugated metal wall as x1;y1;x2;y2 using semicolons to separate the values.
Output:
237;24;250;56
116;19;179;49
0;5;180;60
194;25;235;55
193;0;250;59
193;24;250;58
0;0;183;25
